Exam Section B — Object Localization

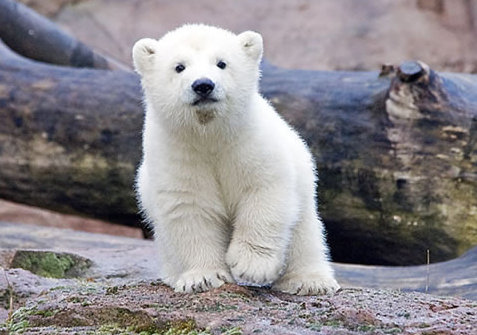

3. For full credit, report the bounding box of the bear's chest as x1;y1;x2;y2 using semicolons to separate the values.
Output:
213;144;269;207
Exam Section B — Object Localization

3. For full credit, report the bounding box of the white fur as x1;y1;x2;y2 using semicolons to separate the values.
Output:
133;24;339;295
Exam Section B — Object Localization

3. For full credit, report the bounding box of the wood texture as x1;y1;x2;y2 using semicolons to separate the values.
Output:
0;40;142;225
261;61;477;265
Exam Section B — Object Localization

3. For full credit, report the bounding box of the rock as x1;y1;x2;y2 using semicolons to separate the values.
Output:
0;222;158;281
9;250;91;279
0;222;476;334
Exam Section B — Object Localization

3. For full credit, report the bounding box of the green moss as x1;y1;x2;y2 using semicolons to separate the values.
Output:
218;292;250;302
195;302;238;313
220;327;242;335
322;319;343;328
36;309;58;317
10;251;91;279
97;319;210;335
162;320;209;335
8;319;29;333
357;324;376;332
96;323;152;335
306;322;322;332
106;286;120;295
0;287;14;310
4;306;35;334
5;316;209;335
97;323;125;334
319;163;476;265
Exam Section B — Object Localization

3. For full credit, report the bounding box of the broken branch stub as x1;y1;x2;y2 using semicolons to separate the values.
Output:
397;61;426;83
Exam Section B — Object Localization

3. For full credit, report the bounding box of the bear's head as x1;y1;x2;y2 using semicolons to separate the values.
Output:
132;24;263;126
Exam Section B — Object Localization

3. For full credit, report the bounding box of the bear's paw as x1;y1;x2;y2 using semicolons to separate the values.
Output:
226;240;284;285
174;269;234;293
272;272;340;296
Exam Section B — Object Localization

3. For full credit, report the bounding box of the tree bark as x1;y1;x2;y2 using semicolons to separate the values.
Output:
261;61;477;265
0;38;475;265
0;39;142;225
0;0;129;70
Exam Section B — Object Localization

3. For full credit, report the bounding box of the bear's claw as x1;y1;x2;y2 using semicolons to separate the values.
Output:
272;273;340;296
226;240;284;285
174;269;234;293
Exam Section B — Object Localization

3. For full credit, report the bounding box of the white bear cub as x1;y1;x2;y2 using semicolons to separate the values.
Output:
133;24;339;295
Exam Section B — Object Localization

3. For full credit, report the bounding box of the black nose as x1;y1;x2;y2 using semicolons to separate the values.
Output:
192;78;215;98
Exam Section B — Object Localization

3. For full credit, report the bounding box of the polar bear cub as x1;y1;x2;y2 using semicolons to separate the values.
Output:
133;24;339;295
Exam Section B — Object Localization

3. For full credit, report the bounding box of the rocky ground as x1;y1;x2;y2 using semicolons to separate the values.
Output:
2;281;476;335
1;222;476;334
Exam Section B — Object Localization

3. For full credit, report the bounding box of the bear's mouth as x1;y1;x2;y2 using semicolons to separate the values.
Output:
196;109;215;124
192;97;218;106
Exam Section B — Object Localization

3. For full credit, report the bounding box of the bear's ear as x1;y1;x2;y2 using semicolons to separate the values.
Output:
238;31;263;63
132;38;158;75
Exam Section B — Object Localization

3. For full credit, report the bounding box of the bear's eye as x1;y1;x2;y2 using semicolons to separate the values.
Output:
175;64;185;73
217;60;227;69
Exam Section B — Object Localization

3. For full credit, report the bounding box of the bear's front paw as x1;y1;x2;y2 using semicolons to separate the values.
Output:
174;269;234;293
225;240;284;285
272;272;340;296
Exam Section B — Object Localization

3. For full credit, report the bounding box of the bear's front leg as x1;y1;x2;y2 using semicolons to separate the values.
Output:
161;203;234;293
145;182;235;293
272;206;340;295
225;186;298;285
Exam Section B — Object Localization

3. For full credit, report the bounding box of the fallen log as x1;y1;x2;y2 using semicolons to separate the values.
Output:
0;39;142;225
0;39;475;265
261;61;477;265
0;0;128;70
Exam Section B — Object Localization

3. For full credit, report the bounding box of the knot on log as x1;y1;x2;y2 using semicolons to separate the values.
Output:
385;60;443;120
391;60;452;112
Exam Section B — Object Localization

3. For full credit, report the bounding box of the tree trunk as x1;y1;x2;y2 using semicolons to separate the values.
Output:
0;38;475;265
